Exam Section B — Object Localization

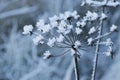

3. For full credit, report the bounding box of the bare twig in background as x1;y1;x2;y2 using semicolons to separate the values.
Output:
0;6;38;19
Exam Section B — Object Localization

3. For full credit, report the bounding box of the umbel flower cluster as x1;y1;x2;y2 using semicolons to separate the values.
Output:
23;0;119;80
23;10;117;58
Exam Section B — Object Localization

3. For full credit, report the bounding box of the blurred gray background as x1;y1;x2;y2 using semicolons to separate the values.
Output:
0;0;120;80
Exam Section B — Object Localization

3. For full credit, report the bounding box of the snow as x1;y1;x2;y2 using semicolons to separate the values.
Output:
22;25;33;35
75;27;82;35
110;24;117;32
88;27;96;34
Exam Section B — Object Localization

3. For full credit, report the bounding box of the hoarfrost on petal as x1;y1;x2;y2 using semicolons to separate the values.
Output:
47;37;56;47
110;24;117;32
87;38;93;45
75;28;82;35
43;51;52;59
33;35;44;45
88;27;96;34
56;34;64;42
23;25;33;35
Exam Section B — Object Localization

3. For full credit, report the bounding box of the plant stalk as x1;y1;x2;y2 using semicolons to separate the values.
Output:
91;7;105;80
73;49;80;80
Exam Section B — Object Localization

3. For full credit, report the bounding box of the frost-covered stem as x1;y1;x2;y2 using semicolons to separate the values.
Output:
91;7;105;80
73;48;80;80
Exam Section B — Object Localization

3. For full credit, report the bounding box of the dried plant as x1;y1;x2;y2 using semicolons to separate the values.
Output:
23;0;119;80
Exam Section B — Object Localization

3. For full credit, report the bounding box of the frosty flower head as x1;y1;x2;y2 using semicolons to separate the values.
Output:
23;10;117;58
22;25;33;35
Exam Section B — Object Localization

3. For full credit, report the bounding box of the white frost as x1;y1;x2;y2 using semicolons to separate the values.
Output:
87;38;93;45
33;35;44;45
47;38;56;47
56;34;64;42
43;51;52;59
23;25;33;35
110;24;117;32
74;40;81;48
100;13;107;20
88;27;96;34
75;27;82;35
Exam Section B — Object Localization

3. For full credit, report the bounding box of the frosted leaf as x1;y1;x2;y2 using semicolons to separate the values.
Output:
33;35;44;45
110;24;117;32
56;34;64;42
43;51;52;59
74;40;81;48
23;25;33;35
88;27;96;34
47;37;56;47
75;28;82;35
87;38;93;45
100;13;107;20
